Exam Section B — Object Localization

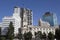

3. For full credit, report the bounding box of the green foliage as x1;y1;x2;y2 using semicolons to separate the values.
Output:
1;37;6;40
42;32;46;39
34;32;37;37
24;31;32;40
48;32;54;40
0;27;1;40
27;31;32;40
55;28;60;40
6;22;14;40
24;32;27;40
37;31;42;39
0;27;1;36
0;27;1;34
18;28;22;40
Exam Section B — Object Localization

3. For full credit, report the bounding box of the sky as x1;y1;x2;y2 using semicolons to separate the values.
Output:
0;0;60;25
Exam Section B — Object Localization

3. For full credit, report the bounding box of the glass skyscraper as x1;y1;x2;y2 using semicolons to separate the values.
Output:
42;12;58;26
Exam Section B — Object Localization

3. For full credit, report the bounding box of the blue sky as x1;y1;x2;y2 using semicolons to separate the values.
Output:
0;0;60;25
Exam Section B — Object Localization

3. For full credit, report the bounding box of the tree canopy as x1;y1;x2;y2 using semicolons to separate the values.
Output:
6;22;14;40
48;32;54;40
55;28;60;40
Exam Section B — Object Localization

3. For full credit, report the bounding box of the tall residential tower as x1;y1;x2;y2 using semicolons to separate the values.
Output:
13;6;33;27
1;6;33;35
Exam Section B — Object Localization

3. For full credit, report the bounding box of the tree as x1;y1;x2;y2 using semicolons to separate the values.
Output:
1;37;6;40
48;32;54;40
6;22;14;40
24;31;32;40
0;27;1;40
24;32;27;40
37;31;42;39
55;28;60;40
42;32;46;40
34;32;37;37
27;31;32;40
18;28;22;40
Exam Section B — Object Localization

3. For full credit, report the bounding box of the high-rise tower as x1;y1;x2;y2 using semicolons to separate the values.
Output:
42;12;58;26
13;6;33;27
13;6;33;35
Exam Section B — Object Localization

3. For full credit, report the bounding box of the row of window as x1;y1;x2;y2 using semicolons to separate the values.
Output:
29;27;55;32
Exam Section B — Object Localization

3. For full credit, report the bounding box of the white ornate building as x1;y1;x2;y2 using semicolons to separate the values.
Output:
22;19;58;38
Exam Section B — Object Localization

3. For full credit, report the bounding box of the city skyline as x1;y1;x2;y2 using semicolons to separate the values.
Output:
0;0;60;25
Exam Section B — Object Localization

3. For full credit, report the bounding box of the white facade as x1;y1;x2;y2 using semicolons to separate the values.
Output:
13;7;33;35
38;19;50;26
13;7;33;27
22;19;58;38
1;16;21;35
22;25;58;38
2;16;15;27
1;16;15;35
13;7;21;35
0;22;2;27
1;7;33;36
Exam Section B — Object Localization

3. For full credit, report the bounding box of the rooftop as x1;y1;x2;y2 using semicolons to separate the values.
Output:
44;12;53;16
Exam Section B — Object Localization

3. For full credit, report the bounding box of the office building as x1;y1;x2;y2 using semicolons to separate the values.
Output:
42;12;58;26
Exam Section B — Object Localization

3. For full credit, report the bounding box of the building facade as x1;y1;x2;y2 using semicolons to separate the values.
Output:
13;7;33;35
13;7;33;27
38;19;50;26
42;12;58;26
1;7;33;36
22;19;58;38
1;16;15;35
22;25;58;38
0;7;59;38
